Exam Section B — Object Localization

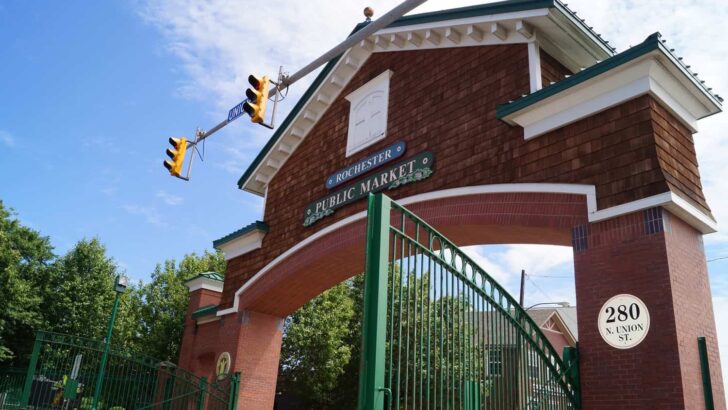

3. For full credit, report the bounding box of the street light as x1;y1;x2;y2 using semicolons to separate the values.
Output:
92;275;128;410
525;301;570;311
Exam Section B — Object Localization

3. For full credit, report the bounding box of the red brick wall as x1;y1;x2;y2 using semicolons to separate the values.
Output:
178;288;222;372
574;211;684;408
574;209;725;409
665;212;725;408
651;99;712;216
222;43;705;309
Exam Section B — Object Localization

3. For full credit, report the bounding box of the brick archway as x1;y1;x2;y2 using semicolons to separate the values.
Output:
238;188;588;318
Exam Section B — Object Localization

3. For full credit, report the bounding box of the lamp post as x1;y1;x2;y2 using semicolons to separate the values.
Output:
91;275;128;410
525;301;570;311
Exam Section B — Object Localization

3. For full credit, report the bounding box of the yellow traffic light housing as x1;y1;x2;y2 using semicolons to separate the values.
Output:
163;137;188;177
243;75;270;124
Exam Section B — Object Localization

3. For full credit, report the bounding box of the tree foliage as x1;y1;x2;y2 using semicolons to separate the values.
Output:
279;280;357;408
0;199;225;365
137;251;225;361
0;201;54;363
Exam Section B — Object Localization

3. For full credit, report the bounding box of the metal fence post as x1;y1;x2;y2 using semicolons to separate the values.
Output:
20;331;44;406
228;372;240;410
358;193;391;410
92;291;121;410
197;376;208;410
698;337;714;410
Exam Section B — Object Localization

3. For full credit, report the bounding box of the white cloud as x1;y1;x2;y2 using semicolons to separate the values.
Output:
156;190;183;206
122;204;164;227
0;130;15;147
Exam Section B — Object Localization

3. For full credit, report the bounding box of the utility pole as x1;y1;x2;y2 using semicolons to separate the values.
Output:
519;269;525;307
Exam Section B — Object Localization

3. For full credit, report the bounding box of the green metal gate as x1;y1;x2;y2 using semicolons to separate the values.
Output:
358;193;580;409
5;331;239;410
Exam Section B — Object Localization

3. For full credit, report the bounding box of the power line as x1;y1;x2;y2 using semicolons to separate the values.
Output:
526;274;572;279
525;274;555;302
707;256;728;262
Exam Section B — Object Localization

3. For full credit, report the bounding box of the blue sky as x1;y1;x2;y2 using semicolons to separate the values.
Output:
2;0;727;388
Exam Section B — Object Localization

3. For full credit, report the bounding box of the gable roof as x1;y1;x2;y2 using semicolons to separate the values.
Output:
237;0;616;196
497;32;723;119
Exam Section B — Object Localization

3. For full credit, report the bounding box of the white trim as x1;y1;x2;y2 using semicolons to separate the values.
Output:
215;230;267;261
196;316;221;325
186;277;223;293
527;42;542;93
502;50;721;140
591;191;717;234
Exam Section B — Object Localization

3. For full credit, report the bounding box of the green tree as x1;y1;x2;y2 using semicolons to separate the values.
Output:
279;281;356;408
45;238;130;340
0;201;55;364
137;250;225;361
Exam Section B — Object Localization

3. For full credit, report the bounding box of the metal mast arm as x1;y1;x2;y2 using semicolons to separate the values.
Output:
195;0;428;141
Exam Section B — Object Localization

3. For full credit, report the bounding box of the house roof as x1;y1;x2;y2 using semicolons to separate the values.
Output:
236;0;616;196
528;306;578;340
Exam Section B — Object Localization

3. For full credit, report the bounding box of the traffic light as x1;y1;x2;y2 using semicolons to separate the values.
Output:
163;137;188;177
243;75;270;124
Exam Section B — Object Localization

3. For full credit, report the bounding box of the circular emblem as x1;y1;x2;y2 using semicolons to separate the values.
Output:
598;294;650;349
215;352;231;380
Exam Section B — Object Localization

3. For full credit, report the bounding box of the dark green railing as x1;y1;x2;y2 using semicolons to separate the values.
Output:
6;331;238;410
359;193;580;409
0;367;26;408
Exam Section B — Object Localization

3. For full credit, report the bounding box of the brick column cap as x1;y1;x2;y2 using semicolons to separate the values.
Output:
186;271;224;293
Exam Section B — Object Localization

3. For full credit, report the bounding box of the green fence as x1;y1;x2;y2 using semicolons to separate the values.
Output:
359;193;580;409
2;331;238;410
1;367;26;408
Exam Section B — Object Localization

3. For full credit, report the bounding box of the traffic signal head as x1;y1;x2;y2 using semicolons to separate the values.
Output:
243;75;269;124
163;137;188;177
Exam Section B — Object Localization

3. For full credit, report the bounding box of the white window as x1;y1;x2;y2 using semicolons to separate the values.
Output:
344;70;392;157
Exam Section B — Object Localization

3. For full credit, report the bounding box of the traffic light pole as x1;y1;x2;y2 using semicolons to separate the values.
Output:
193;0;428;142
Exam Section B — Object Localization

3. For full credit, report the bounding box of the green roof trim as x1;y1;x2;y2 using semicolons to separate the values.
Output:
212;221;269;249
185;271;224;283
386;0;554;27
496;32;722;120
191;304;218;319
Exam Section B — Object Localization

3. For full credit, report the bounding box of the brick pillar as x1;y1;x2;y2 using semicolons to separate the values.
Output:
232;310;284;410
574;208;725;409
178;287;222;371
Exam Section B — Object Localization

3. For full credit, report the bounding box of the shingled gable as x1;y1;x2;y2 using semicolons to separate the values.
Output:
237;0;615;197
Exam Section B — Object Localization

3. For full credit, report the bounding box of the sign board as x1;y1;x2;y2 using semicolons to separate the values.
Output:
304;151;434;226
598;294;650;349
326;141;406;189
228;100;248;123
216;352;231;380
